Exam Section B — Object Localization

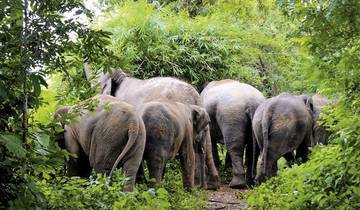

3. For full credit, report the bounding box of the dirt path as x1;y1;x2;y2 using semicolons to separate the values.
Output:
206;185;247;210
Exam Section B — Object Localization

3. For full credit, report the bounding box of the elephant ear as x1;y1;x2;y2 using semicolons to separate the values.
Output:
191;105;210;133
98;73;112;95
99;70;127;96
54;106;71;127
53;106;71;150
299;95;314;112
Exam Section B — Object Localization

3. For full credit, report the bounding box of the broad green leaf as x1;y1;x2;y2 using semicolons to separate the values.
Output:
0;134;26;158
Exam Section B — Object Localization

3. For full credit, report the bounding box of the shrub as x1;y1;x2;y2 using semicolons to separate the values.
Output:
23;171;170;210
93;0;309;93
246;145;360;209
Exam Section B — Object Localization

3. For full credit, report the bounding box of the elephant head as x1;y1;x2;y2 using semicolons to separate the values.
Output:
298;94;314;113
190;105;210;189
98;70;127;96
84;63;128;96
298;95;316;146
190;105;210;135
53;106;71;150
298;94;333;146
311;94;330;145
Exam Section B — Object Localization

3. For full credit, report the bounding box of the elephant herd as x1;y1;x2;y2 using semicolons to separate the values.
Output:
55;70;329;192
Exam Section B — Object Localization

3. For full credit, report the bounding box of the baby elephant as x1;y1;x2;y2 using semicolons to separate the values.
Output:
139;100;210;190
55;95;146;191
253;93;314;184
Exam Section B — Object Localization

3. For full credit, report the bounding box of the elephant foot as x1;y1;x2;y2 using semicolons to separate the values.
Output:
123;184;134;192
207;175;220;190
255;173;268;186
229;176;247;189
246;178;255;188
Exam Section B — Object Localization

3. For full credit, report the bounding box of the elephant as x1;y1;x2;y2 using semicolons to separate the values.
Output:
311;94;330;145
87;67;220;189
252;93;314;184
200;79;265;188
139;100;210;190
55;95;146;191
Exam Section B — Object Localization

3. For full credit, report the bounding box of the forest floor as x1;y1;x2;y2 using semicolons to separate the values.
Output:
206;185;248;210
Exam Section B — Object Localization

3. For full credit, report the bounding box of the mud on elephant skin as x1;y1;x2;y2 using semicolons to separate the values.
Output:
55;95;146;191
252;93;314;184
200;79;265;189
86;66;220;189
139;100;210;190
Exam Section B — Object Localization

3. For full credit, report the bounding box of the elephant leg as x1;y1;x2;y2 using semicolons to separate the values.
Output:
270;161;278;177
264;151;281;181
136;161;146;183
249;129;261;187
211;140;221;171
209;118;222;171
222;124;247;189
204;129;220;190
296;141;309;163
209;126;221;170
120;140;145;192
227;142;246;189
122;160;140;192
179;138;196;191
147;153;166;186
64;131;91;177
67;153;91;178
195;151;205;189
245;137;257;186
283;152;295;167
245;123;258;186
256;147;280;184
224;151;232;170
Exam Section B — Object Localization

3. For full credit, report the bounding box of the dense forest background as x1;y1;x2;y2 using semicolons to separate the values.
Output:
0;0;359;209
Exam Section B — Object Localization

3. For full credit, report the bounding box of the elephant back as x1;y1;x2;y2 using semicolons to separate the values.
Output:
114;76;202;107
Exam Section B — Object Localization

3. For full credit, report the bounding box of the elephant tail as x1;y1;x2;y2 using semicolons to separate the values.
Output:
261;108;271;178
109;117;141;177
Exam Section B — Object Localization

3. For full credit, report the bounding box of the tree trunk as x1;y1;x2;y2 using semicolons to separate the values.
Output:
21;0;29;142
258;56;273;96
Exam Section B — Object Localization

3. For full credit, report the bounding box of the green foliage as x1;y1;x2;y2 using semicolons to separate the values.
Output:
8;162;205;210
93;0;308;92
9;171;170;210
246;1;360;209
0;0;118;207
246;145;360;209
158;160;208;210
0;134;26;158
2;0;359;209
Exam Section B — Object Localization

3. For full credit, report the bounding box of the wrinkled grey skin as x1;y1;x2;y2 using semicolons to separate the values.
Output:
95;69;220;189
140;100;210;190
200;79;265;188
55;95;146;191
252;93;314;184
311;94;330;145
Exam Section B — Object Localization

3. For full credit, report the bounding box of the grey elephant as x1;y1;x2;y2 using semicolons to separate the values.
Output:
252;93;314;184
200;79;265;188
87;68;219;189
55;95;146;191
139;100;210;190
312;94;330;145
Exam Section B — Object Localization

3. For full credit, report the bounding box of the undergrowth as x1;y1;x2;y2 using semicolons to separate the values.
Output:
246;145;360;209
